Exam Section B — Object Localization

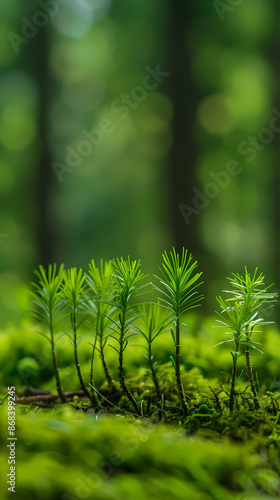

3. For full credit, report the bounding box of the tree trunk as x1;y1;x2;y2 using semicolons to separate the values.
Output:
32;23;55;267
167;0;201;255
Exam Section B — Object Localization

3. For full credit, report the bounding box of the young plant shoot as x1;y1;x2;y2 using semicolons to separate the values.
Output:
106;257;147;415
216;296;249;412
62;268;91;400
86;259;116;389
31;264;66;403
29;253;279;418
217;268;277;409
154;248;203;414
132;304;173;400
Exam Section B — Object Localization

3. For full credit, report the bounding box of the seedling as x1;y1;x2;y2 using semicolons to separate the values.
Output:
132;303;173;399
215;267;277;411
216;296;249;412
105;257;147;415
28;252;278;421
154;248;203;413
31;264;66;403
62;268;91;400
86;259;116;388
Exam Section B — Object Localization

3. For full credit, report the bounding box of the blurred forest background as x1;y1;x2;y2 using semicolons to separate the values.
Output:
1;0;280;326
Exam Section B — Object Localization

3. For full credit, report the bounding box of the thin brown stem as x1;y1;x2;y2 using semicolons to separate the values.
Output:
229;354;237;413
49;308;65;404
90;345;95;397
73;311;91;400
148;343;161;400
100;341;114;386
175;322;187;414
50;334;66;403
89;324;100;407
118;315;140;415
16;390;86;404
245;347;259;409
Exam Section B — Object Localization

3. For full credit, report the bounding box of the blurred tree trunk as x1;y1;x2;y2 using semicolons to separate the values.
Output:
269;0;280;318
32;24;55;267
166;0;201;256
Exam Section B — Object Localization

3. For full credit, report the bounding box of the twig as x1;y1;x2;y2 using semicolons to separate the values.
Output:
209;386;222;412
15;391;85;404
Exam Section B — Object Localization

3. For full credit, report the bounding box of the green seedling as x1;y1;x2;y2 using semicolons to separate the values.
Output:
132;303;173;400
216;296;256;412
216;268;277;410
154;248;203;414
105;257;148;415
86;259;116;389
31;264;66;403
29;252;278;420
62;268;91;401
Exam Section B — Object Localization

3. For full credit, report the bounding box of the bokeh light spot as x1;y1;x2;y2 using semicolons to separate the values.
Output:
0;107;36;150
197;95;235;136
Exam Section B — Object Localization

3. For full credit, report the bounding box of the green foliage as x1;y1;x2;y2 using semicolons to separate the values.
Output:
23;255;279;416
154;247;203;320
215;267;278;411
225;267;277;343
30;264;65;341
86;259;117;386
133;303;172;349
61;267;87;343
132;303;173;398
0;406;280;500
216;267;277;358
62;268;91;400
86;259;116;350
111;256;147;312
105;257;148;414
106;256;148;354
215;294;255;351
31;264;66;402
62;267;87;313
154;248;203;413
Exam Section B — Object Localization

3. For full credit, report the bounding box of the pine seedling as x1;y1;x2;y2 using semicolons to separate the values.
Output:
218;268;277;408
62;268;91;400
31;264;66;403
132;304;173;400
86;259;116;389
106;257;148;415
215;296;250;412
154;248;203;414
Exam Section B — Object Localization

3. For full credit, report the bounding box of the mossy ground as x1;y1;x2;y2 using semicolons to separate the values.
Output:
1;400;280;500
1;317;280;499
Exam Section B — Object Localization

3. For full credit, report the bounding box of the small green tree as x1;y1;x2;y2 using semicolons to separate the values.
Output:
86;259;116;389
132;304;173;400
216;268;277;410
31;264;66;403
62;268;91;400
154;248;203;414
106;257;147;415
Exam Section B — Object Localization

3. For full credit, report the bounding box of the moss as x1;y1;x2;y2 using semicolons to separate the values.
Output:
0;405;279;500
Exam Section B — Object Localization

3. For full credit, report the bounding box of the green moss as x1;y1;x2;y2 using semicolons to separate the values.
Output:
0;406;279;500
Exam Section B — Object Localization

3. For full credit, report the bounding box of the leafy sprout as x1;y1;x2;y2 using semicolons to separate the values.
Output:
31;264;65;335
215;267;278;411
154;248;203;319
132;303;173;399
154;248;203;413
62;268;91;401
105;257;148;415
30;264;66;402
86;259;117;387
